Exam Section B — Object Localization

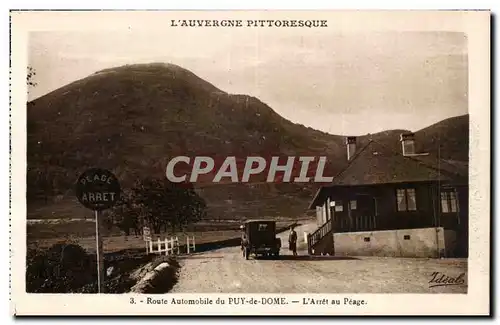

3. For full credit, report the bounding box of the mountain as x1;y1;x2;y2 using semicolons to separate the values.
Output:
26;63;469;219
414;115;469;161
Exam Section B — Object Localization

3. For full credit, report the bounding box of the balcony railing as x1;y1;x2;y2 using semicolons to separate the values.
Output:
307;219;332;253
337;215;377;232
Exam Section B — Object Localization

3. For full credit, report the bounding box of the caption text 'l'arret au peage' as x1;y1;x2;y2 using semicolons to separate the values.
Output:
137;296;367;306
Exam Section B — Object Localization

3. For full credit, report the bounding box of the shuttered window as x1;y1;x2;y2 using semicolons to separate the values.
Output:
396;188;417;212
334;200;343;212
406;189;417;211
441;190;458;213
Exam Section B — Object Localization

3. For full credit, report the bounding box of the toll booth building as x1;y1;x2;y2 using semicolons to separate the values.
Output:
307;133;469;258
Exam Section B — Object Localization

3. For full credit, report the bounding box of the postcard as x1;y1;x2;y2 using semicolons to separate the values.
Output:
10;9;490;316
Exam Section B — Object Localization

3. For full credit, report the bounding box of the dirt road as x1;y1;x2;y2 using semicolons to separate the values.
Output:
170;223;468;294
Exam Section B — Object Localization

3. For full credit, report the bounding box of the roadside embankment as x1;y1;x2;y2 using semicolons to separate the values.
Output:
129;256;180;293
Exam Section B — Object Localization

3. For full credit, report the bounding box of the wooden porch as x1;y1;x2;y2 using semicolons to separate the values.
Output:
307;182;468;257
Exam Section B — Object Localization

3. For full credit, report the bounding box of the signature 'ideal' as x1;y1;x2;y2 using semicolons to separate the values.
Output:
428;272;467;288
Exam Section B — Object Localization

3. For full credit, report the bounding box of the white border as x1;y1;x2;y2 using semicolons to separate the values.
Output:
5;1;494;321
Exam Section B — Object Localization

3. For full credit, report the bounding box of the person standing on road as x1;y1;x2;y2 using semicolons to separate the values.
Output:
240;225;247;254
288;226;298;256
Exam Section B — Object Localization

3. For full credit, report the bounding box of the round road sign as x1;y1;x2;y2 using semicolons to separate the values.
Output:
75;168;121;211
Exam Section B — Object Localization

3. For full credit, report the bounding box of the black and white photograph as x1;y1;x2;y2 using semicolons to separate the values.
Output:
10;10;490;316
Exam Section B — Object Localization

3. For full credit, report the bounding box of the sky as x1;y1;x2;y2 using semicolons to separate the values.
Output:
28;29;468;136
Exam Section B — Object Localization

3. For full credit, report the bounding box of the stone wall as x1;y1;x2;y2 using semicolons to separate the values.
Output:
333;227;457;258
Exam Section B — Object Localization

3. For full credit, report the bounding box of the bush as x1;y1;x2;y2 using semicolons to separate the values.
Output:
26;243;159;293
26;242;96;293
78;274;137;293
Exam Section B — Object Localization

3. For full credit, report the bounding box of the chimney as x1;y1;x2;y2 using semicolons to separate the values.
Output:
400;133;416;156
346;136;357;161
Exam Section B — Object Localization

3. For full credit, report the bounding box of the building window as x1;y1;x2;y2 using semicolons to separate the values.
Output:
441;190;458;213
334;200;343;212
258;223;269;231
396;188;417;212
350;200;357;210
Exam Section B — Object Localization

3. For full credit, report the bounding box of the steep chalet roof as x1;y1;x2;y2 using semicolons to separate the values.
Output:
308;140;468;209
331;140;467;186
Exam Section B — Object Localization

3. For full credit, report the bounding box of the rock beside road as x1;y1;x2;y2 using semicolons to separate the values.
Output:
130;256;180;294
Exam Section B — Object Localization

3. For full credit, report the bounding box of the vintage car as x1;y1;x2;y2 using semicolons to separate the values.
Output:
240;219;281;260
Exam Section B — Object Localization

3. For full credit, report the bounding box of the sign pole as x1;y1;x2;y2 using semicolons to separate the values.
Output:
95;210;104;293
76;168;120;294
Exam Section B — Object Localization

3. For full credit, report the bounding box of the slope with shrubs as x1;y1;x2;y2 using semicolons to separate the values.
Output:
26;242;178;293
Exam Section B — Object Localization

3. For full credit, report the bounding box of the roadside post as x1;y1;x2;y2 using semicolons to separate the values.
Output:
143;227;151;253
75;168;120;293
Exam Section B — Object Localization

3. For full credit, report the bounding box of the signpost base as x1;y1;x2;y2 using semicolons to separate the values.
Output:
95;210;104;293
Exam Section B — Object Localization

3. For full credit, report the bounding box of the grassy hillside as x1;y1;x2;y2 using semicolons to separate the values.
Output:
27;63;469;220
415;115;469;161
